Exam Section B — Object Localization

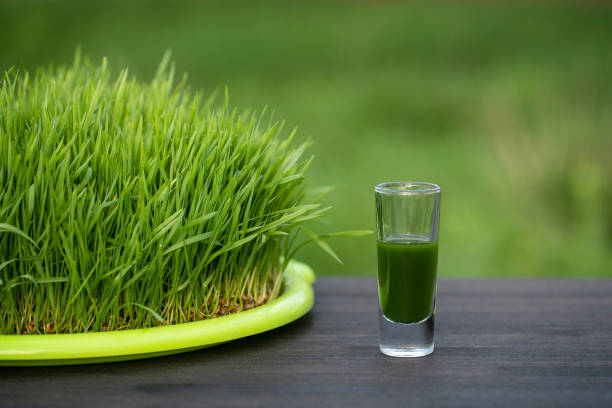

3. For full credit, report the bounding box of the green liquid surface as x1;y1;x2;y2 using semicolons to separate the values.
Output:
377;237;438;323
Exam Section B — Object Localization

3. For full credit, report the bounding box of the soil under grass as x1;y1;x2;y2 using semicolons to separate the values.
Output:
17;292;273;335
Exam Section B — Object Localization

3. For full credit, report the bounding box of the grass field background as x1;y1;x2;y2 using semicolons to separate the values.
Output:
1;0;611;277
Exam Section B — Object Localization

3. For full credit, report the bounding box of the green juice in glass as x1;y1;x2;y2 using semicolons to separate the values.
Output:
377;236;438;323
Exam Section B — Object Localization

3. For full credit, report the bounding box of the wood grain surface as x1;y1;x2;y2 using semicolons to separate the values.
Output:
1;278;611;407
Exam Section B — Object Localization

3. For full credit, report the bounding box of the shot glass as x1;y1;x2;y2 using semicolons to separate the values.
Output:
375;182;441;357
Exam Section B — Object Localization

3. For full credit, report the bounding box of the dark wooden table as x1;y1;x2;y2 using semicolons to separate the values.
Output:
2;278;612;407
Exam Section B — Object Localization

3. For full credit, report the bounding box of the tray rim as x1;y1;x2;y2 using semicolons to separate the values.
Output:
0;260;314;366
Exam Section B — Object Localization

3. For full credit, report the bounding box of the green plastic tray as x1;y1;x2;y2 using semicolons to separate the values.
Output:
0;261;314;366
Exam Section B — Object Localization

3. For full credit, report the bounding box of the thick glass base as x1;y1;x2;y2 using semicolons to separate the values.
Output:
378;309;434;358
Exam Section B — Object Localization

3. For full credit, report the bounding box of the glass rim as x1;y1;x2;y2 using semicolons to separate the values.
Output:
374;181;441;195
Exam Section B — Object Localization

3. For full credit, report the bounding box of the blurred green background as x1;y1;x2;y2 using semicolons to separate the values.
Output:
1;0;611;277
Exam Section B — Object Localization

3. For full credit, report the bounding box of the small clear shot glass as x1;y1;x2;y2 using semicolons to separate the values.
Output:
375;182;441;357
